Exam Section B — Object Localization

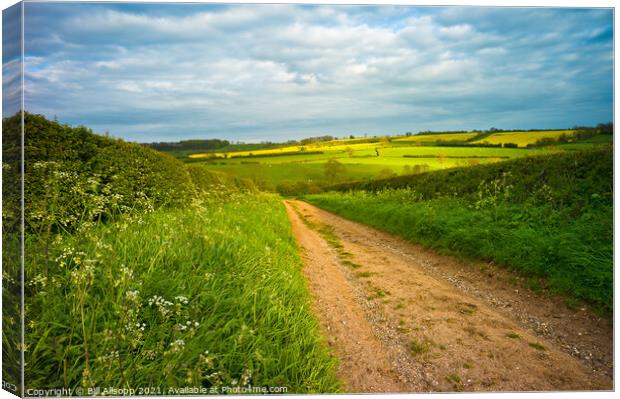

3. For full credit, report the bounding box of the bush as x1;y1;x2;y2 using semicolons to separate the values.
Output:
12;112;196;234
276;181;323;197
328;147;612;211
187;165;257;197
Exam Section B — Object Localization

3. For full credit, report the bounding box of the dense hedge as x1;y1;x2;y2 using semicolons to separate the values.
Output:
187;164;257;194
1;112;197;233
328;146;613;210
2;112;21;232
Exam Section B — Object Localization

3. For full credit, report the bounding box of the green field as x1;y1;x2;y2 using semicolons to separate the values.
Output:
393;132;479;142
174;129;612;192
556;134;614;150
188;140;552;190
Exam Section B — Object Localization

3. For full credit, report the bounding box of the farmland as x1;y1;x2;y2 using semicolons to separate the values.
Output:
181;133;566;190
199;146;538;187
471;130;577;147
393;132;480;142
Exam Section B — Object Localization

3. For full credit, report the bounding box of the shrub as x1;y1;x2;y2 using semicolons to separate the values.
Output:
276;180;323;197
10;112;197;234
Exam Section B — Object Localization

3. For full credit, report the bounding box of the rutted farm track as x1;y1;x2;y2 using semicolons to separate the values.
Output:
283;200;612;393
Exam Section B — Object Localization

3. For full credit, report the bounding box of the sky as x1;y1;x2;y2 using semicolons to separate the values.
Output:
3;1;614;142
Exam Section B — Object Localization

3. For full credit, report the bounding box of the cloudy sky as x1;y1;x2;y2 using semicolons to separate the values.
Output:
9;2;615;142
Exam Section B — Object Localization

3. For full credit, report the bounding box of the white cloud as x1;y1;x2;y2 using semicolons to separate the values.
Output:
21;3;613;141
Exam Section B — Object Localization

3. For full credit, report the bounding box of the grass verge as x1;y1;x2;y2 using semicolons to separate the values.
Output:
24;193;340;393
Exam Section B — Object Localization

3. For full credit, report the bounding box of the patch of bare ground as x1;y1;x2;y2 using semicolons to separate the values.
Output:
284;199;612;393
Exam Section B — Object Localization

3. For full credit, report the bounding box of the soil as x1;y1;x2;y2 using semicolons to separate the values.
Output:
283;199;613;393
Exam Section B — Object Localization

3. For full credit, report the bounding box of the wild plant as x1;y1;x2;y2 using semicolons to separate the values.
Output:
472;172;514;216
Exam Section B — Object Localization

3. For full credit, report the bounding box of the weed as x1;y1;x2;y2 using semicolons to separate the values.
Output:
458;302;478;315
409;339;431;355
446;373;462;384
342;260;361;269
370;288;388;298
564;297;581;310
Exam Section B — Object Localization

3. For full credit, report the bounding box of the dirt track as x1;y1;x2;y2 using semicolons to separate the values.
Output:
284;200;612;393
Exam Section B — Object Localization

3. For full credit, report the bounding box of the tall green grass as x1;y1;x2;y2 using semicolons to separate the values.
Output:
8;113;340;394
306;148;613;315
24;193;339;393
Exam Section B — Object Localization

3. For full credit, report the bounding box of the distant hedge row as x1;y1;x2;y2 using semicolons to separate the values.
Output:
327;146;613;210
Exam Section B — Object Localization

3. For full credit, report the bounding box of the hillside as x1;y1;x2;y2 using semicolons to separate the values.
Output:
306;146;613;314
327;146;612;207
157;128;611;193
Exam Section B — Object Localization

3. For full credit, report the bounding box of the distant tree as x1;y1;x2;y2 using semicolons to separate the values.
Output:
378;168;397;179
324;159;346;184
597;122;613;134
146;138;230;152
349;134;355;139
300;135;335;145
412;164;430;174
557;134;569;144
533;137;557;147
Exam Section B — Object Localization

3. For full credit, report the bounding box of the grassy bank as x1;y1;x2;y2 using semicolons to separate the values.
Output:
3;113;340;394
306;148;613;315
24;193;339;392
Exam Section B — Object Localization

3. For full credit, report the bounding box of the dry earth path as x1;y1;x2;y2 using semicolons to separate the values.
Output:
283;200;612;393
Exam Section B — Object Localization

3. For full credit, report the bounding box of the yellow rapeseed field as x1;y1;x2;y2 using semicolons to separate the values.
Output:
189;145;303;159
189;140;383;159
394;133;479;142
472;130;576;147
